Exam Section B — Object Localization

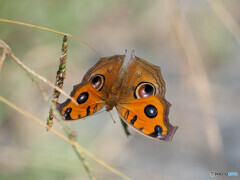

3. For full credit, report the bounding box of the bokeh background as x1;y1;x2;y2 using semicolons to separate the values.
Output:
0;0;240;180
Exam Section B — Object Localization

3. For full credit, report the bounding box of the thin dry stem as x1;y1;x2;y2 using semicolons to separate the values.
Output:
0;49;7;72
0;39;77;105
0;40;11;72
0;18;101;58
0;96;131;180
206;0;240;45
10;51;77;104
166;0;224;155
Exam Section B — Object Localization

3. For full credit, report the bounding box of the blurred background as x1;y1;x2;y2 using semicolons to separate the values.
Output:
0;0;240;179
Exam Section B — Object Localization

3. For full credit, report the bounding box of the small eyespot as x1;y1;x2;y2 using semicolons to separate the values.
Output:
149;125;163;138
155;125;162;136
135;82;156;99
135;70;142;77
64;108;72;120
144;105;158;118
90;74;105;91
77;92;89;104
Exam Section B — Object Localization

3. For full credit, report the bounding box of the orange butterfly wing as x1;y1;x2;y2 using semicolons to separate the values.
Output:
115;53;177;141
57;82;105;120
117;95;177;141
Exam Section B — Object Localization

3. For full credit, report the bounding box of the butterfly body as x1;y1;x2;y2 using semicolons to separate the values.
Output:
58;51;177;141
105;69;125;111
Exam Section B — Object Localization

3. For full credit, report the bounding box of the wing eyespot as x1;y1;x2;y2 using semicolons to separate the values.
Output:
144;105;158;118
90;74;105;91
134;82;156;99
64;108;72;120
155;125;163;136
149;125;163;138
77;92;89;104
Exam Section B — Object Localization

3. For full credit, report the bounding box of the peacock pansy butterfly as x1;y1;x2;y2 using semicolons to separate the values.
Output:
57;51;177;141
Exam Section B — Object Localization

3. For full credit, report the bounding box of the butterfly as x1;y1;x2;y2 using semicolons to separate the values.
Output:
57;51;177;141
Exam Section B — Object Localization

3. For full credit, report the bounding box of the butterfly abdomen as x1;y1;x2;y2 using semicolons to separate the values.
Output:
105;70;125;111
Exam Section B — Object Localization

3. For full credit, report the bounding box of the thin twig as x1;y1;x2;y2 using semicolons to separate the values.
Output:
10;51;77;104
0;40;11;72
0;39;77;105
0;49;7;72
0;18;101;58
0;96;131;180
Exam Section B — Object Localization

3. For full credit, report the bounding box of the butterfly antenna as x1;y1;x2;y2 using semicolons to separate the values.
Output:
109;111;116;123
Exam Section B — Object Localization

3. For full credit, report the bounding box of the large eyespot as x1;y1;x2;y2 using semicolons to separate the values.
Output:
90;74;105;91
144;105;158;118
135;82;156;99
77;92;89;104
